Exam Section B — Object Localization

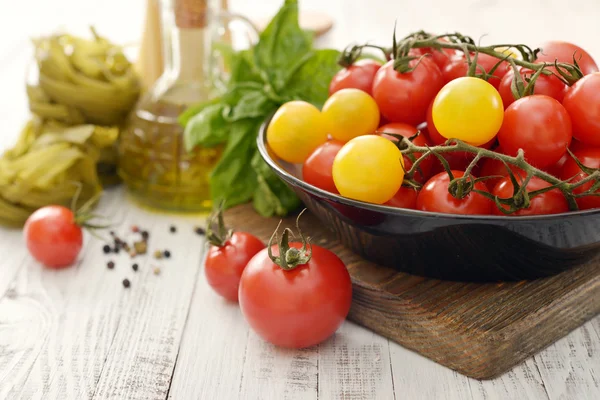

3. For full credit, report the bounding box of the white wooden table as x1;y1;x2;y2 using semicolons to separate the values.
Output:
0;1;599;399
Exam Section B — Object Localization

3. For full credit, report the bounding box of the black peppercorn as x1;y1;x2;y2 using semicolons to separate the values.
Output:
169;225;177;233
141;231;149;240
194;227;205;235
107;261;115;269
163;250;171;258
132;263;138;272
122;279;131;288
103;244;111;254
110;231;115;236
114;247;120;254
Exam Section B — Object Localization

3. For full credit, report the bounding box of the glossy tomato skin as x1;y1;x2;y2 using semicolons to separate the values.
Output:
442;53;508;88
329;59;382;96
24;206;83;268
562;73;600;146
376;122;434;183
536;41;598;75
205;232;265;302
302;140;344;193
559;148;600;210
322;89;380;142
239;243;352;349
372;58;444;125
498;69;566;108
384;186;419;209
416;171;493;215
498;95;572;168
492;175;569;216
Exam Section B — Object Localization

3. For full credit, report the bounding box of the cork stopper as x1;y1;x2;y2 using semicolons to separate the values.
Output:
175;0;208;28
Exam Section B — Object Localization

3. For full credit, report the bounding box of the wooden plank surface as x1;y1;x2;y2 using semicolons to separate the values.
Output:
0;0;599;399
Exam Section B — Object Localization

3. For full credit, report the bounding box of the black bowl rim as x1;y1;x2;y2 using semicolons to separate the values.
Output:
258;117;600;222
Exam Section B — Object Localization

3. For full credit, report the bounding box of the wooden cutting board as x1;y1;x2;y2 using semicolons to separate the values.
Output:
225;204;600;380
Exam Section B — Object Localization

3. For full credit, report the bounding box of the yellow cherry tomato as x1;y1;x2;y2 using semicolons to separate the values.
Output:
267;101;328;163
332;135;404;204
322;88;380;142
432;77;504;146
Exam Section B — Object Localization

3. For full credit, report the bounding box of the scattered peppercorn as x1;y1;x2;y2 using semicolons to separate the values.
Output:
123;243;131;252
154;250;163;259
153;267;161;275
103;244;111;254
134;241;147;255
194;226;205;235
141;231;149;240
107;261;115;269
131;225;139;233
110;231;115;236
163;250;171;258
122;279;131;288
114;247;120;254
169;225;177;233
132;263;138;272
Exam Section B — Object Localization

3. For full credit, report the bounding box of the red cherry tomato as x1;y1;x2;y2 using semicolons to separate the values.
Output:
24;205;83;268
384;186;419;209
376;122;434;183
536;41;598;75
498;95;572;168
492;175;569;215
372;57;444;125
498;68;567;108
562;73;600;146
477;149;525;191
441;53;508;88
559;148;600;210
239;242;352;349
329;59;382;96
416;171;493;215
302;140;344;193
415;38;457;69
205;232;266;302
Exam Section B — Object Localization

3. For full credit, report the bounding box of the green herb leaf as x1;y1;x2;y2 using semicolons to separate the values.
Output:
251;151;301;217
253;0;312;91
282;49;341;107
183;103;228;151
209;119;260;208
229;50;263;86
179;98;221;127
225;90;277;122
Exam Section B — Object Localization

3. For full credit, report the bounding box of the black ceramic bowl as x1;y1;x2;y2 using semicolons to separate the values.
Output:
258;121;600;282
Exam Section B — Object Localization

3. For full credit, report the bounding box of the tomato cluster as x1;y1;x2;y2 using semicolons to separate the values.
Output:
267;39;600;216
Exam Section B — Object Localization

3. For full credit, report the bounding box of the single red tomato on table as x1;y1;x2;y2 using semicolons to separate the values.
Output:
560;148;600;210
376;122;434;183
416;171;494;215
562;73;600;146
24;205;83;268
492;175;569;216
372;56;444;125
498;95;572;169
498;68;567;108
239;215;352;349
329;59;382;96
535;41;598;75
204;209;265;302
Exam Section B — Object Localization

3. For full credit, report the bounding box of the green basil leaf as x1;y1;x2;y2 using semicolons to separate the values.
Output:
225;90;277;122
282;49;341;108
183;103;228;151
251;151;301;217
253;0;312;91
178;97;221;127
209;119;261;208
229;50;263;86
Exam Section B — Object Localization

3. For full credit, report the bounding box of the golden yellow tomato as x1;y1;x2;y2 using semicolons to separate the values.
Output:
322;88;380;142
332;135;404;204
432;77;504;146
266;101;328;163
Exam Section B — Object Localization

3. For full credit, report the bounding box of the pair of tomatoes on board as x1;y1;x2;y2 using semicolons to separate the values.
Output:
204;211;352;349
267;39;600;216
